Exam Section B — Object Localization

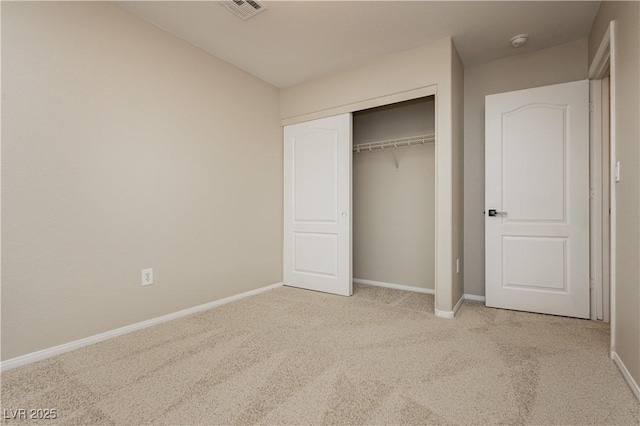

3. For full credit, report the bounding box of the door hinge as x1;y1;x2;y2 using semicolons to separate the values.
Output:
589;188;595;200
589;102;594;113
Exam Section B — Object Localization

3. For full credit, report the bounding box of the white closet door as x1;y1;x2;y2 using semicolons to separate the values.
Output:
283;114;352;296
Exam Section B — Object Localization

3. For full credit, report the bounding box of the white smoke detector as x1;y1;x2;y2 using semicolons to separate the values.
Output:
220;0;267;21
511;34;529;48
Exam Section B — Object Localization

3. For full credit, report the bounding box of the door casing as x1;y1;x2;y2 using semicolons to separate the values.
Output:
588;21;617;354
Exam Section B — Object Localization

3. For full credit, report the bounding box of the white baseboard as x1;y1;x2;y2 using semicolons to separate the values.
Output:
0;282;284;372
611;351;640;402
464;294;486;302
435;294;465;319
353;278;435;294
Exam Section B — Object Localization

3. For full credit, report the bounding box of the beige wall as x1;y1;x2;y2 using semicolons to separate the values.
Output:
1;2;283;360
451;42;465;305
280;39;449;123
588;0;640;387
463;40;588;297
353;98;435;290
281;38;461;313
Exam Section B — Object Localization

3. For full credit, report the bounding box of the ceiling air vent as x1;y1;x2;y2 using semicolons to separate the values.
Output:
220;0;267;21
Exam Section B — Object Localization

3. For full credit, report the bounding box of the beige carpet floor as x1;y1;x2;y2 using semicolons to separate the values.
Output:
1;283;638;425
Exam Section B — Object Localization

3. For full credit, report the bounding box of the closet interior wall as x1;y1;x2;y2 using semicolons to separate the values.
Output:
353;97;436;291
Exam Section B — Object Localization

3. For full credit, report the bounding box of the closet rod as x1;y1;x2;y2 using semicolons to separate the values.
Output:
352;134;435;153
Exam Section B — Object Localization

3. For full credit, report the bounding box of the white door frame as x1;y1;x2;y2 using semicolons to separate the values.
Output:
588;21;616;352
589;77;610;322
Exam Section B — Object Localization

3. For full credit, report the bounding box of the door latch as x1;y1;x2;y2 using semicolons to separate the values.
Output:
488;209;507;217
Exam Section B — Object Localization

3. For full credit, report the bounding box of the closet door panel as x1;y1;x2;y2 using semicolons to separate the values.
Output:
283;114;352;296
293;130;338;223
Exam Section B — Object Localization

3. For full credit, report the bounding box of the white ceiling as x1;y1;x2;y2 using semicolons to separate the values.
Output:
118;1;600;88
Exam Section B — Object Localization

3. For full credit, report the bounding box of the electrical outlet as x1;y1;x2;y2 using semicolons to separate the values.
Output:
142;268;153;286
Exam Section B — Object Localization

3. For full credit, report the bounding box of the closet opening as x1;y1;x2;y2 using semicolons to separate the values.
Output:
352;96;436;297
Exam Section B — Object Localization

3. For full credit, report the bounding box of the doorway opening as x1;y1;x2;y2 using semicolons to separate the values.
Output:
589;72;611;323
352;97;436;295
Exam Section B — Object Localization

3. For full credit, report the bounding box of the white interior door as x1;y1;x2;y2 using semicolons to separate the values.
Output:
485;80;590;318
283;114;352;296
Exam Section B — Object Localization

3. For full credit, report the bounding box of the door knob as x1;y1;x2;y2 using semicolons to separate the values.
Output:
341;212;348;218
488;209;507;217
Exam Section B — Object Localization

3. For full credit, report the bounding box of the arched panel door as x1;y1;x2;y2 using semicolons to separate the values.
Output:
485;80;589;318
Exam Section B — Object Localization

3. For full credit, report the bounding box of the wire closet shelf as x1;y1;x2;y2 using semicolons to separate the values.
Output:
352;133;435;154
